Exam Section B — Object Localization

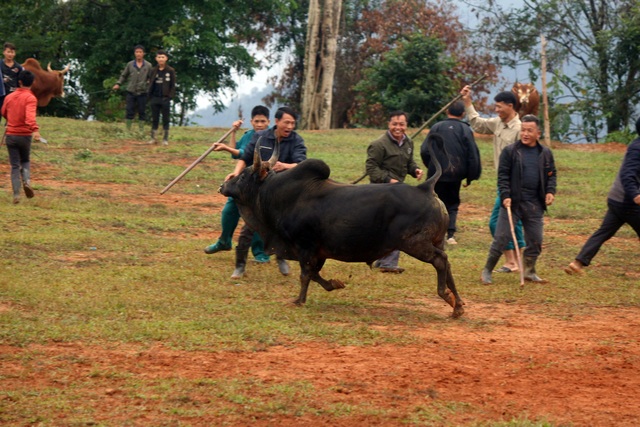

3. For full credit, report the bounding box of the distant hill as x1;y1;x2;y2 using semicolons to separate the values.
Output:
189;86;279;128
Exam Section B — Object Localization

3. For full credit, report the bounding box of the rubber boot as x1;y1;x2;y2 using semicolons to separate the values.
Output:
251;233;270;263
138;120;145;132
126;119;132;131
481;251;502;284
148;129;157;144
231;247;248;279
162;129;169;146
21;167;34;198
524;257;548;283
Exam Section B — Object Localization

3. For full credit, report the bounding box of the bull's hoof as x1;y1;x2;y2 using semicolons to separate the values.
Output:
443;289;456;308
452;306;465;319
330;279;346;290
292;298;305;306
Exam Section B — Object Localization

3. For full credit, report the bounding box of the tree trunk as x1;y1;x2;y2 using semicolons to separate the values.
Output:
300;0;342;130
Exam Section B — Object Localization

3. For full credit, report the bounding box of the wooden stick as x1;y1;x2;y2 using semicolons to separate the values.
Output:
507;205;525;287
160;126;237;195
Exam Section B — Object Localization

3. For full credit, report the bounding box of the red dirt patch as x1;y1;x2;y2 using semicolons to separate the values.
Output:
3;302;639;425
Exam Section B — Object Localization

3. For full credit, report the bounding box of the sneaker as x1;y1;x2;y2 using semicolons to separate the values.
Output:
446;237;457;245
277;259;290;276
13;195;20;204
564;261;584;275
162;140;168;146
23;183;35;199
204;241;232;254
252;255;271;264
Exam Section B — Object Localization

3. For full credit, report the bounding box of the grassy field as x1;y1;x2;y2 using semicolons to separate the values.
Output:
1;117;638;426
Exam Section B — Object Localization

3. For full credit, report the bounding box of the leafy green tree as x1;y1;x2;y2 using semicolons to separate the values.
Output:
2;0;297;123
352;34;455;127
468;0;640;142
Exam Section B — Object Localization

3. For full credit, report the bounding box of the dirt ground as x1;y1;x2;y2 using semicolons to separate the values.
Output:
3;302;640;425
3;140;639;425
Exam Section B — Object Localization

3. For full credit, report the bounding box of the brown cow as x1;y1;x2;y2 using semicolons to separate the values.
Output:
22;58;70;107
512;82;540;118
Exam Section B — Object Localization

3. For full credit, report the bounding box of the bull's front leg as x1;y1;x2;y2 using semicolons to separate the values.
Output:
293;273;311;305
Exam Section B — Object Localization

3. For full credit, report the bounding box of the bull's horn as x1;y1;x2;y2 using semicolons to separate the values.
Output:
46;62;70;74
268;140;279;168
253;136;263;170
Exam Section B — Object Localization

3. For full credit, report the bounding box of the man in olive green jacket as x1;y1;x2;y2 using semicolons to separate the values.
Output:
365;110;424;273
113;45;153;132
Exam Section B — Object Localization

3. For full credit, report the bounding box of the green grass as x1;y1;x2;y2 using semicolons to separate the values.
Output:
0;117;637;425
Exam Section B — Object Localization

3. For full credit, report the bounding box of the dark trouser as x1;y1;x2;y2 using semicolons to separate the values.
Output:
125;92;148;121
488;200;545;260
575;202;640;266
435;180;462;238
5;135;32;196
150;96;170;130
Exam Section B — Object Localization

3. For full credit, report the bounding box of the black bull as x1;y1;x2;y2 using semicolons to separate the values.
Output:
220;134;465;318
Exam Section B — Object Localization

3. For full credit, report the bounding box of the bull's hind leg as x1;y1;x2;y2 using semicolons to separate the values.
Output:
432;249;465;318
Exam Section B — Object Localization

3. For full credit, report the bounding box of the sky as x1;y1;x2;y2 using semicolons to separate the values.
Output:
192;0;531;127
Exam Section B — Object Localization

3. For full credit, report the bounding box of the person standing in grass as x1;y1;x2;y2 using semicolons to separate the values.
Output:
1;70;41;204
366;110;424;274
1;42;23;113
147;50;176;146
112;45;153;134
203;105;271;264
565;117;640;275
460;85;525;274
480;115;556;284
421;101;481;245
226;106;307;279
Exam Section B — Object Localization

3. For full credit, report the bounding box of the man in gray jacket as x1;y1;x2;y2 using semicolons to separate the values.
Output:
113;45;153;133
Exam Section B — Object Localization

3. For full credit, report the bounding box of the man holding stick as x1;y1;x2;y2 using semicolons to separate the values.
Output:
225;106;307;279
480;115;556;284
461;85;525;273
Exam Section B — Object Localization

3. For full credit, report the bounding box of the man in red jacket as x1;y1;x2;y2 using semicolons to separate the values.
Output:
1;69;41;204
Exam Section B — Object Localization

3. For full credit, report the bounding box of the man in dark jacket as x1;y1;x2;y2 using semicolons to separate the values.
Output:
147;50;176;145
421;101;481;244
565;117;640;275
227;106;307;279
481;115;557;284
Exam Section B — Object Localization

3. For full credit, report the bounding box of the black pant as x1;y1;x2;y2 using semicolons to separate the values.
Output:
5;135;31;195
434;180;462;238
149;96;170;130
489;200;545;259
125;92;148;121
575;201;640;266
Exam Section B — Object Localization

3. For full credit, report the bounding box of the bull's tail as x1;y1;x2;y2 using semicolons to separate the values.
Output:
417;133;446;194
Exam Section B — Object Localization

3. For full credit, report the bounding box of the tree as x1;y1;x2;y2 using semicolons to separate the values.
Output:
1;0;297;123
466;0;640;142
352;34;455;127
300;0;342;130
333;0;498;128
